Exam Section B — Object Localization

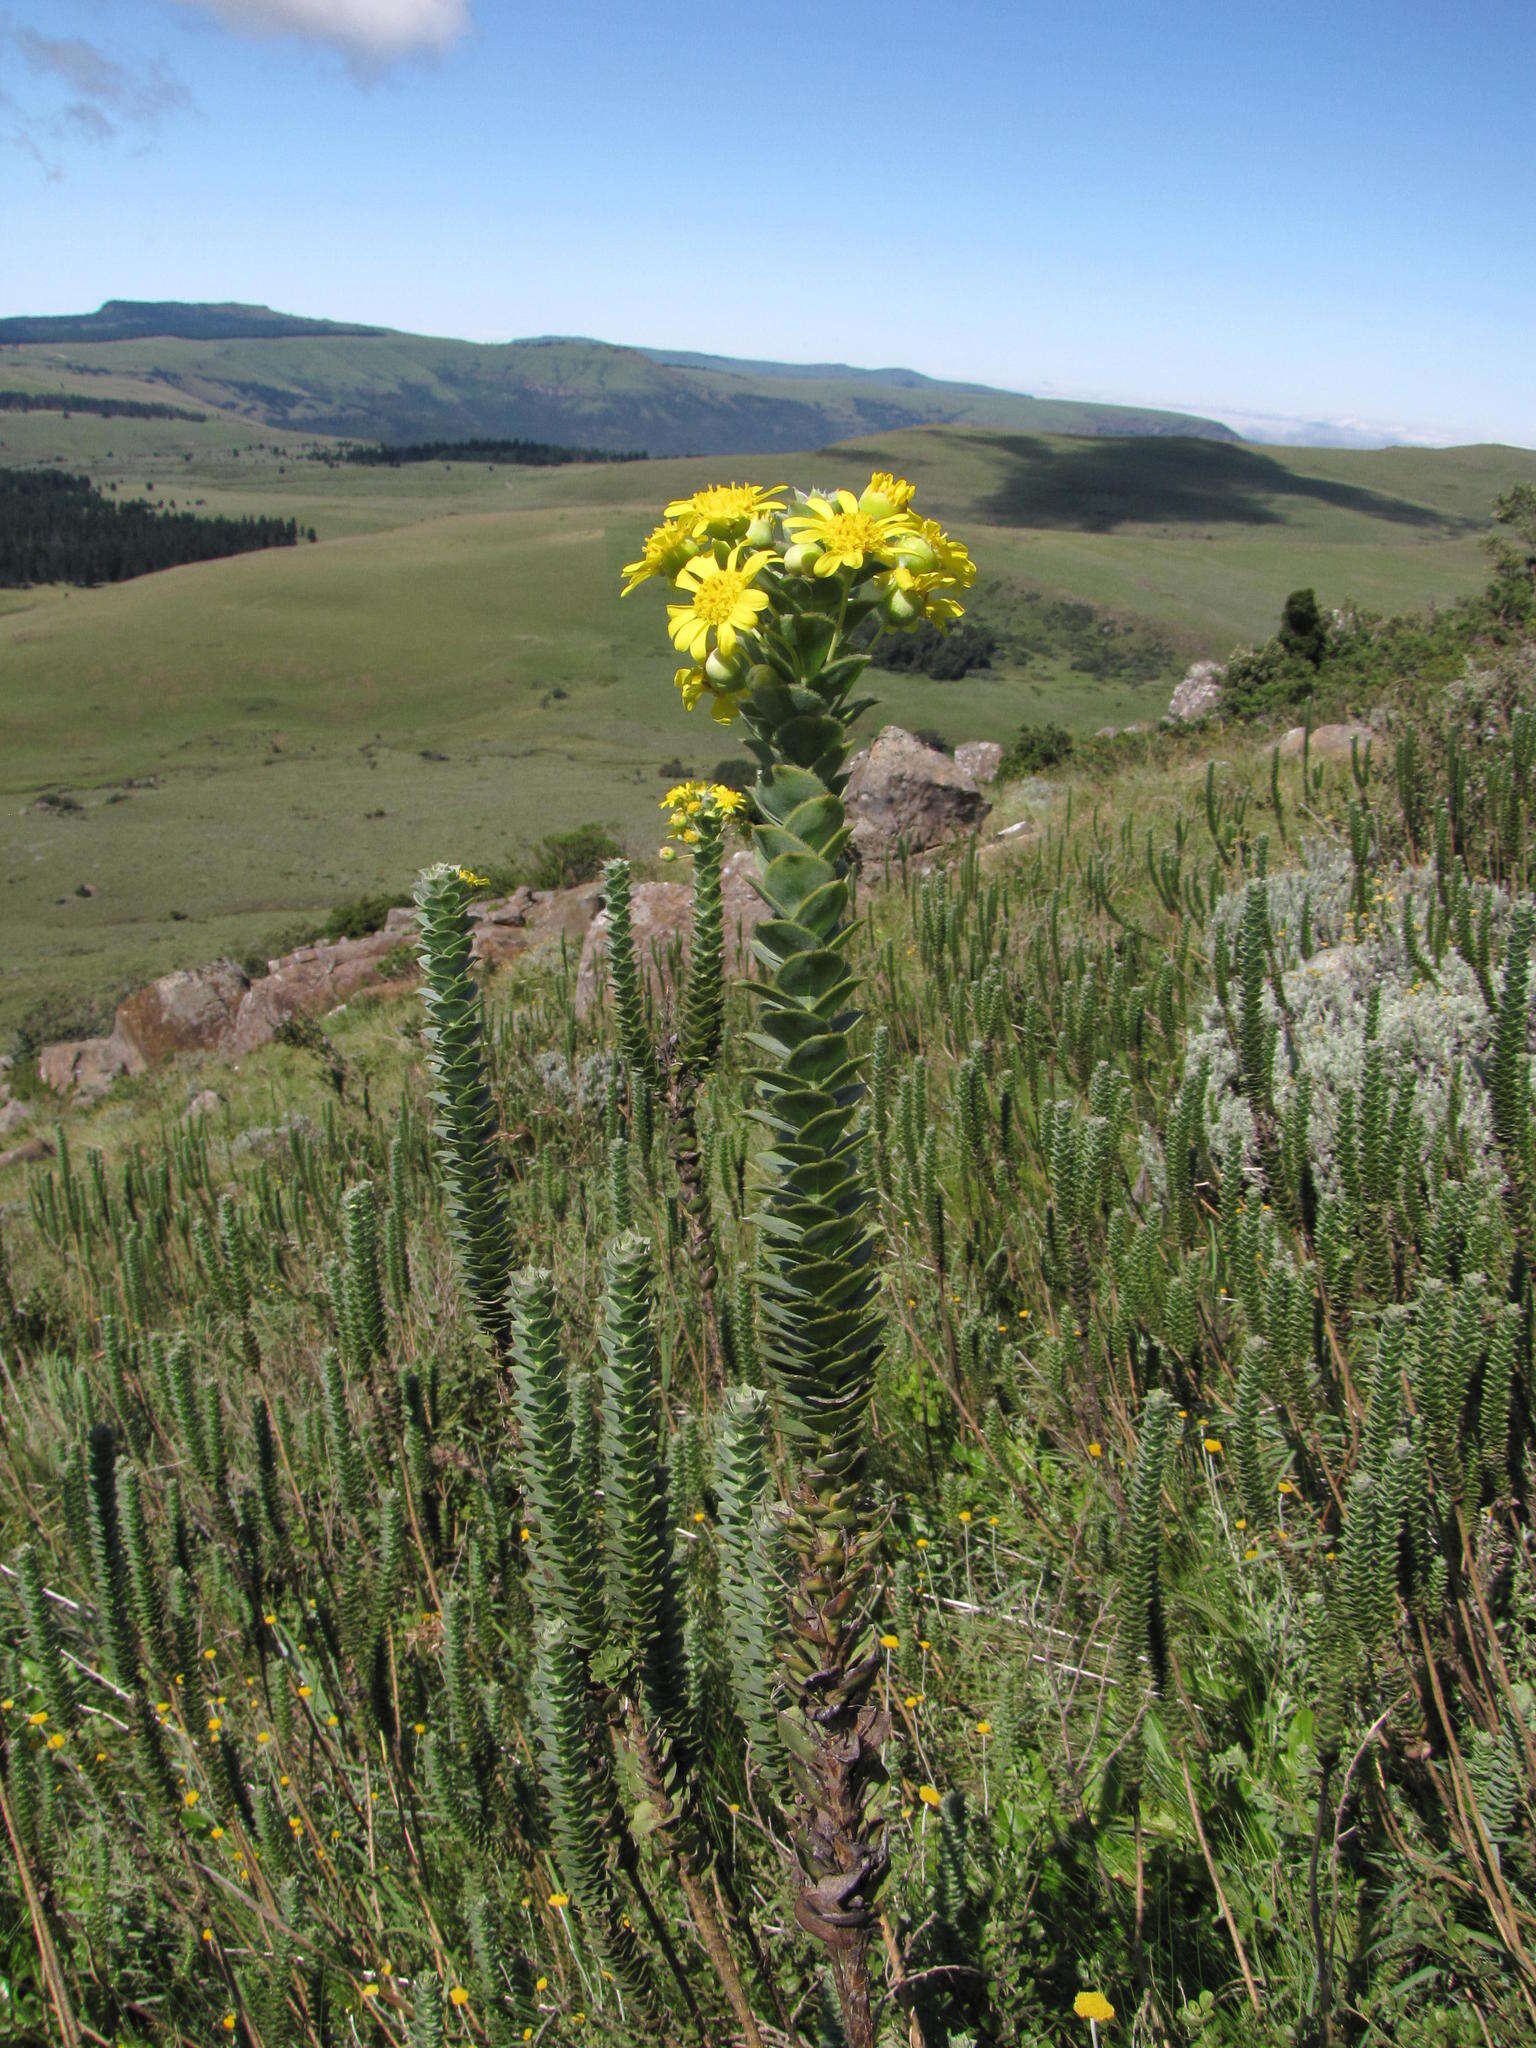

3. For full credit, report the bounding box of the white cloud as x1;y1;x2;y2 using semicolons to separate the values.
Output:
176;0;471;60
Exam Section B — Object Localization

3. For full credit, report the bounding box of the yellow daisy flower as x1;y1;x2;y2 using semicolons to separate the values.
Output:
1074;1990;1115;2023
665;481;785;538
621;516;701;595
783;489;915;575
862;470;917;514
667;547;774;662
891;517;977;588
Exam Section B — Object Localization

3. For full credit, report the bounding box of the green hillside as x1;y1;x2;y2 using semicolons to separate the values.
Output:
0;300;1238;454
2;420;1533;1037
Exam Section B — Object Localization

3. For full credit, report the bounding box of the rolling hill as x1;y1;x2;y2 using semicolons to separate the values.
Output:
0;300;1239;456
3;413;1533;1038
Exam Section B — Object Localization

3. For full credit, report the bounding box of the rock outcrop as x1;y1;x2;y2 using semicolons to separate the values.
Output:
227;929;410;1055
1276;721;1374;762
37;1031;141;1104
115;960;251;1066
844;726;990;863
575;851;763;1021
1168;661;1225;724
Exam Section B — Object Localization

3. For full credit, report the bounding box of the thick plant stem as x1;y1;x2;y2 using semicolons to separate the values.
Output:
671;1070;724;1396
739;614;890;2044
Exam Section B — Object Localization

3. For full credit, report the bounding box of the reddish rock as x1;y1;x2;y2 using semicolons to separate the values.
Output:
38;1032;141;1103
0;1135;52;1171
845;725;989;863
227;929;401;1054
575;854;762;1021
115;960;249;1066
0;1097;33;1137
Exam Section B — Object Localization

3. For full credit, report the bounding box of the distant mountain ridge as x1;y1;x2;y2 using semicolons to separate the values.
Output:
0;301;389;345
0;300;1240;455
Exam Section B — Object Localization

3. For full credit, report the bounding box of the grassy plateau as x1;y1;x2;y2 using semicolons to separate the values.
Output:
1;381;1533;1037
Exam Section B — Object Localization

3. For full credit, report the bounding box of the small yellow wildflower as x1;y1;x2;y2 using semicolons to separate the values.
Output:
46;1732;65;1751
665;481;785;538
536;1976;548;1993
977;1719;992;1736
667;547;774;662
211;1826;225;1840
1088;1442;1103;1459
1204;1437;1223;1456
297;1684;312;1699
918;1784;942;1807
222;2015;236;2033
184;1789;199;1808
413;1720;427;1735
784;488;914;575
904;1692;920;1708
27;1710;47;1727
959;1509;972;1524
915;1536;928;1550
455;867;489;888
621;516;702;594
360;1983;379;2000
880;1632;899;1649
862;470;917;513
549;1892;571;1910
449;1987;470;2009
1074;1990;1115;2023
202;1927;214;1943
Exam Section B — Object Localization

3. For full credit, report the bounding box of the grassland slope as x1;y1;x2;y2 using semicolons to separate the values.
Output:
2;421;1533;1037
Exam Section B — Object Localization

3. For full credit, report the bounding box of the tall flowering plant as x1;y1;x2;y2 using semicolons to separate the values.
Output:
624;473;975;2043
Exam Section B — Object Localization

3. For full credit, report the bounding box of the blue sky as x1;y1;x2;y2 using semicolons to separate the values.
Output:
3;0;1533;445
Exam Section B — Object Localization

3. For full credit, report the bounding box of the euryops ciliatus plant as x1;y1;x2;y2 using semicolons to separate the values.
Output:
4;481;1536;2048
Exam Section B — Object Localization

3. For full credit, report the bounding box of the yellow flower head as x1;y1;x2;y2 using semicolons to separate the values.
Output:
880;1632;899;1649
668;546;774;663
449;1987;470;2009
622;516;702;595
918;1784;942;1807
455;867;489;888
861;470;917;515
976;1719;992;1736
549;1891;571;1910
1074;1990;1115;2024
783;488;916;576
880;561;966;628
1088;1442;1103;1459
894;517;977;589
1203;1437;1223;1457
665;481;785;538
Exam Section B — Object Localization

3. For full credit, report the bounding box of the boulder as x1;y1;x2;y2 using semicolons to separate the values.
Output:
1168;661;1225;724
0;1135;51;1171
953;740;1002;785
38;1031;140;1104
844;726;990;863
227;929;404;1055
574;854;763;1022
0;1097;33;1137
470;883;601;966
1276;721;1374;763
115;960;250;1066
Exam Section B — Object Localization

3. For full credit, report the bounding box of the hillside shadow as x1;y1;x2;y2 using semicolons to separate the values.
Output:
974;434;1474;534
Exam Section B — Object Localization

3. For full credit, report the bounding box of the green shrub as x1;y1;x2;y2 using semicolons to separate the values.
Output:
999;719;1074;778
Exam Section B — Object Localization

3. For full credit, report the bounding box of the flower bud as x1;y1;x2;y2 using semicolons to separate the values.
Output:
705;644;747;687
745;514;777;547
783;542;821;576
